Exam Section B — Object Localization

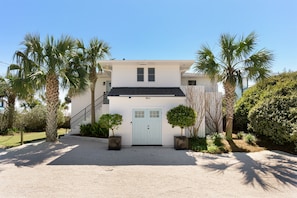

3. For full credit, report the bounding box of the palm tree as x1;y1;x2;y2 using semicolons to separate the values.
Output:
13;33;87;142
0;73;33;129
194;32;273;139
76;38;110;124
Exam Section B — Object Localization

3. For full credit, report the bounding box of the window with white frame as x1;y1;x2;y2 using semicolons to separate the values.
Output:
148;68;155;82
137;68;144;82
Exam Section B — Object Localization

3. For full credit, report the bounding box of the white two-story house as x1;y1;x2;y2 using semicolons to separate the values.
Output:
71;60;222;146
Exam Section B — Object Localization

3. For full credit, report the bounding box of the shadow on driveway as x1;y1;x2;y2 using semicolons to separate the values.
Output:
198;151;297;191
0;136;197;166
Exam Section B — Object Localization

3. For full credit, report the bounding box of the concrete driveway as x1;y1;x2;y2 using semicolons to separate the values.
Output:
0;135;296;198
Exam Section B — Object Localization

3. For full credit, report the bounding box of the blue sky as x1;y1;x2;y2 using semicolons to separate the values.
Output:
0;0;296;76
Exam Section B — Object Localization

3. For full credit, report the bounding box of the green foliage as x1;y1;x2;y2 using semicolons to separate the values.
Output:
189;133;226;153
243;133;257;145
80;124;92;136
13;105;65;132
211;133;224;147
57;109;65;128
167;105;196;136
99;114;123;136
20;105;46;131
0;111;8;135
0;129;67;148
59;116;71;129
248;96;297;145
189;137;207;152
79;122;109;138
237;131;245;139
207;145;222;154
234;72;297;131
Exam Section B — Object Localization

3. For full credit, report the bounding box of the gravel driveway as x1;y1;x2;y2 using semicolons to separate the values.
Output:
0;135;296;198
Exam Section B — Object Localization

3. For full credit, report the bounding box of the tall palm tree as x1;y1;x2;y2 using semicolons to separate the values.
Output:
0;73;33;129
194;32;273;139
76;38;110;124
13;33;87;142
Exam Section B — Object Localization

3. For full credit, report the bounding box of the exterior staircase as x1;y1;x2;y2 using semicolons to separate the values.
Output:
70;94;109;134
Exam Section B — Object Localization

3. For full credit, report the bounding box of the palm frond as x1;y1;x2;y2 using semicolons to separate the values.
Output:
220;33;237;66
244;48;274;81
235;32;257;59
194;44;219;80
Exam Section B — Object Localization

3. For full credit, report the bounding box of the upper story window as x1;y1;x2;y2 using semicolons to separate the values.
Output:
148;68;155;82
188;80;196;85
137;68;144;82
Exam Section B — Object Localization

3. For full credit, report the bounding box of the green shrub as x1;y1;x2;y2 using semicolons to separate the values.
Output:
244;133;257;145
59;116;70;129
80;123;92;136
13;105;65;132
99;114;123;136
248;96;297;145
207;145;221;154
0;112;8;135
211;133;224;147
14;112;26;131
189;137;207;152
189;136;226;153
166;105;196;136
237;131;245;139
57;109;65;128
90;122;109;137
79;122;109;138
234;72;297;132
23;105;47;132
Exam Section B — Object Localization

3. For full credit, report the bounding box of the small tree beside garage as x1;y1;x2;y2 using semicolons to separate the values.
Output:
99;113;123;150
167;105;196;149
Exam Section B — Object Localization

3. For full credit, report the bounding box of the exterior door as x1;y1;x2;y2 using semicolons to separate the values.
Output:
132;109;162;145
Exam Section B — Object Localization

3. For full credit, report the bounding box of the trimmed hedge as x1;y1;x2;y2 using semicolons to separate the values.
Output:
234;72;297;131
80;122;109;138
248;96;297;145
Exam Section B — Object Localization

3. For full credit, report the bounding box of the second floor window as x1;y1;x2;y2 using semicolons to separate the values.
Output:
148;68;155;82
188;80;196;85
137;68;144;82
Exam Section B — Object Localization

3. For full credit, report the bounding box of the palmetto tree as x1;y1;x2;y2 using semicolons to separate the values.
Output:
0;73;33;129
13;33;87;142
76;38;110;124
194;32;273;139
0;76;15;129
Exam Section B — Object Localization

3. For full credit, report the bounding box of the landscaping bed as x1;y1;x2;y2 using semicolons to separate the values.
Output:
189;133;296;155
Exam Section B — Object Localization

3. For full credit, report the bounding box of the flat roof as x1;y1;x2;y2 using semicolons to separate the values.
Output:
100;60;194;72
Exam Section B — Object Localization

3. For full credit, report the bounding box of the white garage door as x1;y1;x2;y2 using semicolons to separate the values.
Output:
132;109;162;145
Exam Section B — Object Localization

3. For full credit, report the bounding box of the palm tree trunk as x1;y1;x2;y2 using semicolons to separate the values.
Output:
90;84;96;124
89;67;97;125
7;94;16;129
223;82;236;139
45;73;59;142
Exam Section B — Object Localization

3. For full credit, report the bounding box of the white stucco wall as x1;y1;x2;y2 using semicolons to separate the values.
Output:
108;96;186;146
71;75;111;117
111;64;181;87
181;74;218;92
